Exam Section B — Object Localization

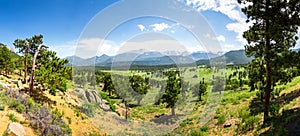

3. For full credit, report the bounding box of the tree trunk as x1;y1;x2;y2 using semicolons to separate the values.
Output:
29;45;48;95
171;106;175;116
108;90;112;96
24;51;28;85
264;1;271;124
125;101;128;120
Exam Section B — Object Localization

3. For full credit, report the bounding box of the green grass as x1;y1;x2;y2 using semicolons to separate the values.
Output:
7;113;18;122
216;114;226;125
99;91;118;113
130;105;168;120
221;90;256;104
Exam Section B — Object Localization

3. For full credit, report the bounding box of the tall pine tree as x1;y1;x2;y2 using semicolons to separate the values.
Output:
238;0;300;123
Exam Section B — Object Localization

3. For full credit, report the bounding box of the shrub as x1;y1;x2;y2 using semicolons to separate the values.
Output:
27;105;72;136
236;108;260;133
99;91;117;113
0;92;8;104
0;104;4;111
66;116;72;124
81;102;96;117
8;100;19;109
49;88;57;96
16;104;25;113
74;109;81;117
216;114;226;125
200;125;209;132
7;113;17;122
189;130;205;136
270;103;280;116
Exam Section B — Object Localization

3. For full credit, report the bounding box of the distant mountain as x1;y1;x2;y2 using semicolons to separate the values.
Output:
66;50;213;66
65;55;92;66
191;51;220;60
66;49;256;66
212;49;253;65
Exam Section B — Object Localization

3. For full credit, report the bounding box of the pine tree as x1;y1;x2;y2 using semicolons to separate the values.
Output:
13;35;43;84
194;78;207;101
0;45;13;75
96;72;114;96
160;70;181;116
35;50;71;95
238;0;300;123
129;75;150;105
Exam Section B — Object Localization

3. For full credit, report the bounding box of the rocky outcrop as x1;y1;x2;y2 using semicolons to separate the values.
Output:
6;122;26;136
74;89;110;111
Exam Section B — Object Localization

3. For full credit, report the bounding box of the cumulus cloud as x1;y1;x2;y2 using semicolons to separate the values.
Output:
216;35;226;42
204;33;226;42
185;0;217;11
184;0;250;44
150;23;170;32
49;40;77;58
65;38;120;58
137;24;145;31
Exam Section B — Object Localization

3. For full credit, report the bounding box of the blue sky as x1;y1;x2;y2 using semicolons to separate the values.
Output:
1;0;299;58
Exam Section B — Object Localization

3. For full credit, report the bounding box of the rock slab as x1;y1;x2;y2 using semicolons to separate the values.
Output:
7;122;26;136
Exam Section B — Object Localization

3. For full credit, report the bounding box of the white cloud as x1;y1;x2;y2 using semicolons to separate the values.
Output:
49;40;77;58
185;0;217;11
150;23;170;32
64;38;120;58
137;24;145;31
226;22;248;44
296;27;300;48
99;40;119;56
216;35;226;42
184;0;251;44
204;33;226;42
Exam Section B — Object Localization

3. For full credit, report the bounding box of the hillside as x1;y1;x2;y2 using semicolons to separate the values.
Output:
212;49;253;64
0;43;18;58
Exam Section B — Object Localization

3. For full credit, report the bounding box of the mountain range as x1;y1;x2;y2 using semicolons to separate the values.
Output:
66;49;253;66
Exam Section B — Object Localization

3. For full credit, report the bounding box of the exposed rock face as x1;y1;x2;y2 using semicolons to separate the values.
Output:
74;89;110;111
6;122;26;136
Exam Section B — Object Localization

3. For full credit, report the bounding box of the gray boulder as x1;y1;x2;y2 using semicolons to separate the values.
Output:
6;122;26;136
75;89;110;111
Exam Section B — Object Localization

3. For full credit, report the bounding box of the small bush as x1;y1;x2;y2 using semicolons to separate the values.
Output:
49;88;57;96
99;91;117;113
74;109;81;117
16;104;25;113
81;102;96;117
270;103;280;116
200;125;209;132
216;114;226;125
0;104;5;111
189;130;205;136
7;113;17;122
8;100;19;109
236;108;260;133
66;116;72;124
